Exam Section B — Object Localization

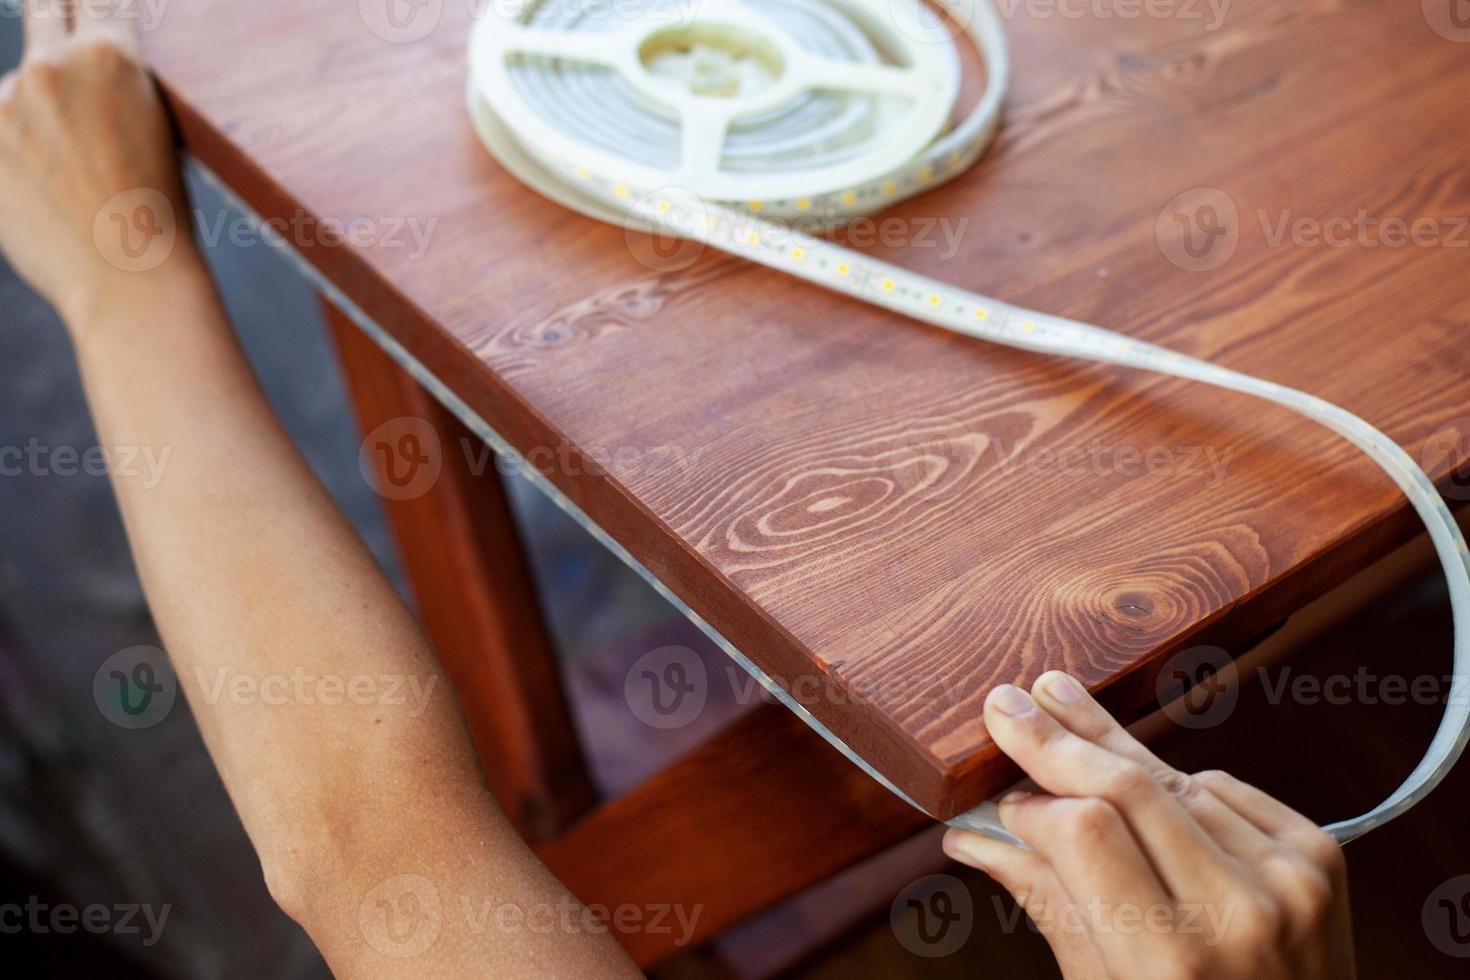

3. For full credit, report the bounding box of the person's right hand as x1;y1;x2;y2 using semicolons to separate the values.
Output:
0;2;201;332
943;672;1355;979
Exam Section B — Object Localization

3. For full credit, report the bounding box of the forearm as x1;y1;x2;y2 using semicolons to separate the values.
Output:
69;261;637;975
1;20;635;972
70;261;474;873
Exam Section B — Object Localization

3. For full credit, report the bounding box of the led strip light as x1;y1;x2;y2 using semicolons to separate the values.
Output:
467;0;1470;844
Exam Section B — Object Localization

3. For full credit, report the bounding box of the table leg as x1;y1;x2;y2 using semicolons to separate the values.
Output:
322;299;595;841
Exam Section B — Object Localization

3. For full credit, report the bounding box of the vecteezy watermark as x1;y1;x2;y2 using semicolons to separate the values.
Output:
1421;417;1470;501
995;0;1231;31
359;416;444;501
477;439;704;485
194;209;437;259
1158;187;1470;272
93;190;438;273
624;646;709;729
0;896;171;947
1;0;171;32
359;417;704;501
623;188;975;274
93;646;177;730
360;875;442;959
1004;439;1234;486
1156;659;1470;730
0;439;172;488
1257;209;1470;250
358;0;443;43
1156;187;1240;272
891;874;973;957
626;187;710;273
192;667;440;717
93;188;178;274
1423;0;1470;44
886;416;1238;506
993;893;1237;945
1155;644;1239;730
883;414;984;505
358;875;702;959
621;645;971;729
1256;668;1470;709
1424;875;1470;958
361;0;706;44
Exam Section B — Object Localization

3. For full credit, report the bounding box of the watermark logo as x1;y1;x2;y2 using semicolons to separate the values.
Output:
623;645;707;729
887;0;975;44
1424;875;1470;957
1258;209;1468;250
359;416;443;501
93;646;177;730
891;873;973;957
995;0;1231;31
993;893;1236;943
1424;0;1470;43
1155;644;1238;730
2;0;171;33
1156;187;1239;272
1422;417;1470;501
0;440;172;488
194;209;437;259
0;896;171;947
359;0;442;43
626;187;709;273
360;875;442;958
883;415;984;504
193;667;439;716
93;188;177;273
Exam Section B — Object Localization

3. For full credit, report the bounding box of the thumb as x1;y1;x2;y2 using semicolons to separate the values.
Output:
943;829;1112;979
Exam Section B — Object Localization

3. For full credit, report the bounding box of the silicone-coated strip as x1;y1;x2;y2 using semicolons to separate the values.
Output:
466;0;1470;845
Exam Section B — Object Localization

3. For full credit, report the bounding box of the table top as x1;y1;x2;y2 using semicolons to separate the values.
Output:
146;0;1470;819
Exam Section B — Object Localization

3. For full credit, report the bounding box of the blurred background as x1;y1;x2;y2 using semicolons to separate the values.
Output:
5;11;1470;980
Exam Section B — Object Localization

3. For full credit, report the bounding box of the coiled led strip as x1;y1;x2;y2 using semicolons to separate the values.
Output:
468;0;1470;845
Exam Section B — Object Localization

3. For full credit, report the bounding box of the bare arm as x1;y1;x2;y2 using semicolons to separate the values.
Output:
0;8;636;977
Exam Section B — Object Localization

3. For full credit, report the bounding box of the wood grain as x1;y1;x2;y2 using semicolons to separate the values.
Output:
536;703;929;966
145;0;1470;818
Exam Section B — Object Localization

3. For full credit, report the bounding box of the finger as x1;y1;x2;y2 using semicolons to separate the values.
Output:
992;794;1179;977
1193;772;1349;951
1031;671;1280;867
73;0;141;55
994;794;1169;906
1031;671;1171;767
984;683;1240;899
0;70;16;103
22;0;70;60
1192;770;1346;877
943;828;1113;979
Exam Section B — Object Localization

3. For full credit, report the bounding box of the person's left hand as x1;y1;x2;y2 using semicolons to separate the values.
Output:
0;2;202;332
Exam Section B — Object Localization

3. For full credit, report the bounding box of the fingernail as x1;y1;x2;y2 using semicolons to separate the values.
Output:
1044;672;1086;704
989;684;1033;716
1000;790;1032;806
942;829;986;871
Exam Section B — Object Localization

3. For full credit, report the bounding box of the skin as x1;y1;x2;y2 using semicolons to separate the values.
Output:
943;676;1356;978
0;4;1356;977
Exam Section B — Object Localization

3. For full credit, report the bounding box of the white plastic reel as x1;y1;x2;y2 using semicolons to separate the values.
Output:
469;0;962;201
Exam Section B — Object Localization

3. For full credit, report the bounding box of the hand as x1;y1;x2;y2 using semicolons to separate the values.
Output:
0;2;201;331
943;672;1355;979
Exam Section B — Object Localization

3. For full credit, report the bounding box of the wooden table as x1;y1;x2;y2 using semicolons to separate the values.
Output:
146;0;1470;965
